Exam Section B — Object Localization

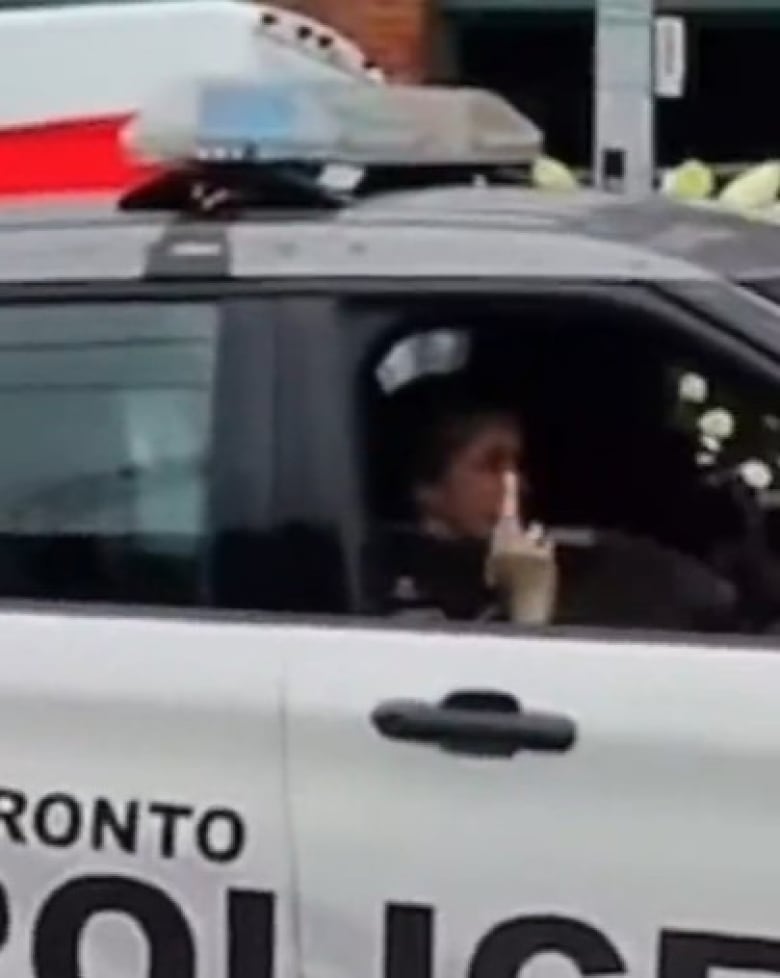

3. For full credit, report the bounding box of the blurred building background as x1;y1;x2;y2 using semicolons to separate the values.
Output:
0;0;777;167
292;0;780;168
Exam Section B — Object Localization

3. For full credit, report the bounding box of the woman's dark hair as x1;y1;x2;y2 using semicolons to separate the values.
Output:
404;380;521;489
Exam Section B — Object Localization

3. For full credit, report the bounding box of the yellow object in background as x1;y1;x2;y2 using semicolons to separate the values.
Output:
531;156;579;191
521;153;780;223
719;161;780;210
660;160;714;200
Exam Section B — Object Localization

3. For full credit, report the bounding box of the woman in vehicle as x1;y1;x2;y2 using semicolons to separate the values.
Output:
371;381;738;631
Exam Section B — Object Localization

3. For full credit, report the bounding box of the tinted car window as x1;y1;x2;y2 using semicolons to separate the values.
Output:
0;301;218;606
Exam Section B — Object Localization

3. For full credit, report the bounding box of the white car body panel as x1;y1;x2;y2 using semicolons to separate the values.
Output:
0;609;293;978
287;624;780;978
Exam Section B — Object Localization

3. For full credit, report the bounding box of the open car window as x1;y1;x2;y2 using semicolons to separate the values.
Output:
330;288;780;636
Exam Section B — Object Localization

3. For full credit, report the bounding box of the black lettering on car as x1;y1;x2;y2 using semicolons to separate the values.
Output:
32;874;196;978
0;873;275;978
468;915;627;977
0;788;26;843
10;869;780;978
384;903;434;978
148;802;195;859
91;798;140;854
0;786;248;864
196;808;245;864
0;880;9;951
227;889;275;978
660;929;780;976
33;793;82;848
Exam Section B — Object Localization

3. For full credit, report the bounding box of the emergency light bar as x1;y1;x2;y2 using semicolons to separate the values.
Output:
124;78;543;169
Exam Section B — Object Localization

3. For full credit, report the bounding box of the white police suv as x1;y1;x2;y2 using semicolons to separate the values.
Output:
1;78;780;978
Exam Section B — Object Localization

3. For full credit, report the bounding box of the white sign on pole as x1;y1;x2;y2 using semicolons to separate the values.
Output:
655;15;687;98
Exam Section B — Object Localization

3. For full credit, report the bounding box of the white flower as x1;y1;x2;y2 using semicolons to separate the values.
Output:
679;372;708;404
696;451;715;467
700;434;721;453
739;459;774;491
699;408;735;442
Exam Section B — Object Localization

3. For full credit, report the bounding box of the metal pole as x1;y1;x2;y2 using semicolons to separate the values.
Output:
593;0;654;194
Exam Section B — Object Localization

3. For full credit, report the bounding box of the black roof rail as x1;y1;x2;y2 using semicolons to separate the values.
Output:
119;160;529;215
119;162;348;214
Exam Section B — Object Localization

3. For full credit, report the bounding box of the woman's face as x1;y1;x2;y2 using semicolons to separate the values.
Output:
418;417;525;540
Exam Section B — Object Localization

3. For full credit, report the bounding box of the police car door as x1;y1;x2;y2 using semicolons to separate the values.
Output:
293;623;780;978
0;294;293;978
283;286;780;978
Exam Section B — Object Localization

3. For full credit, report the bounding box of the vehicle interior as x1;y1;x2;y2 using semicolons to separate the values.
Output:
352;291;780;632
0;287;777;636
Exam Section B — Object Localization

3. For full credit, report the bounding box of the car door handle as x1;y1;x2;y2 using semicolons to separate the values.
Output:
371;690;576;758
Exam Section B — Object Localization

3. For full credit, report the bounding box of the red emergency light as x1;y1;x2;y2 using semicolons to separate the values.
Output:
0;0;381;200
0;114;162;197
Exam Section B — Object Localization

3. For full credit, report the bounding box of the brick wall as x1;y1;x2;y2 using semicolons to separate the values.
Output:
285;0;431;80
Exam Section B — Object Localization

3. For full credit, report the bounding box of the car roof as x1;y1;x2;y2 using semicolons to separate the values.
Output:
0;186;777;284
344;186;780;280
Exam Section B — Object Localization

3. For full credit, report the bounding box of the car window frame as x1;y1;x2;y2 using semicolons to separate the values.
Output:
1;276;779;647
0;283;283;613
270;276;780;645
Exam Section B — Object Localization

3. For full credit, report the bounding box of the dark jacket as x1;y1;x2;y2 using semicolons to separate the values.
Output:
367;527;737;632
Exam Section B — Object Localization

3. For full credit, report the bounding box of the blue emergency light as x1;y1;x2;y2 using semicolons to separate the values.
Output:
125;78;543;170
